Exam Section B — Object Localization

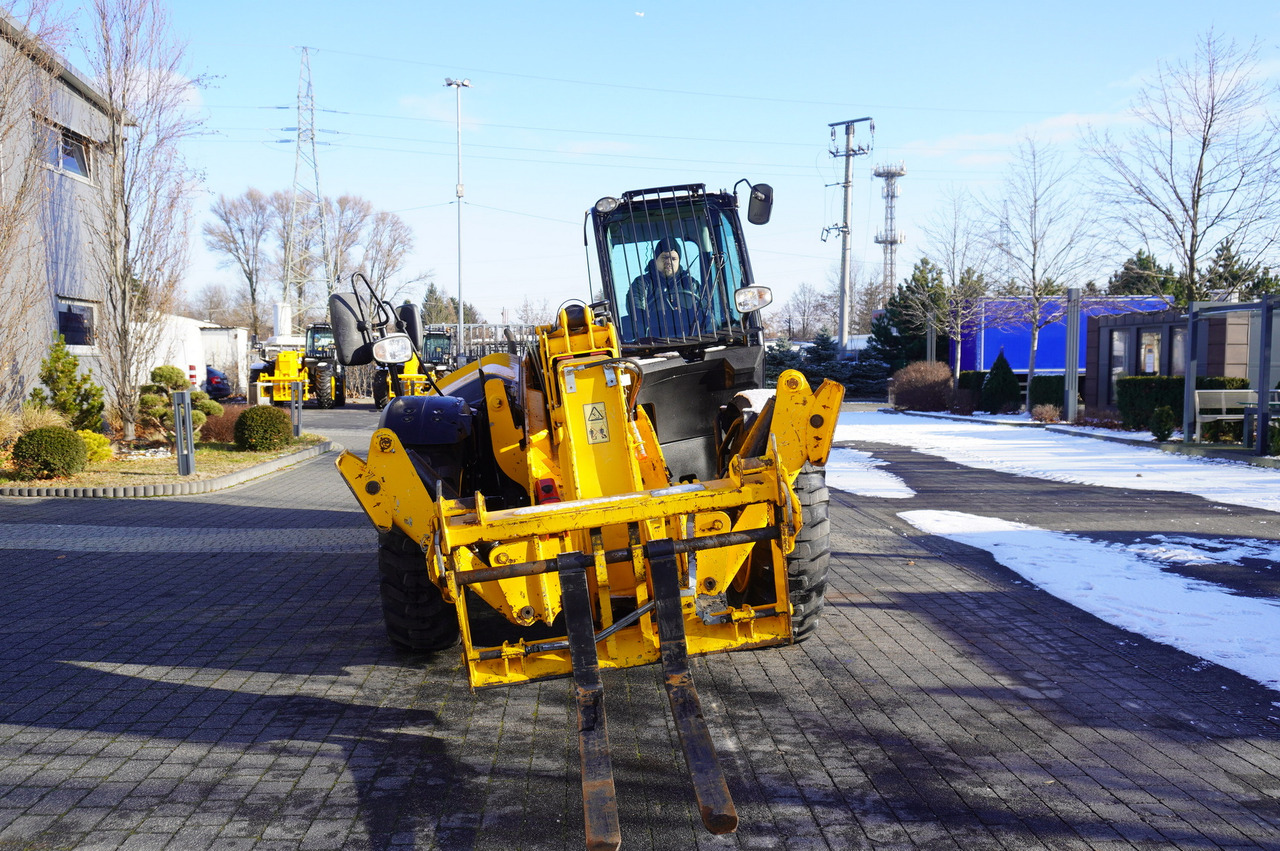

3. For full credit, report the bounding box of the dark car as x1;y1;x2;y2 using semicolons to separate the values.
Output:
202;365;233;400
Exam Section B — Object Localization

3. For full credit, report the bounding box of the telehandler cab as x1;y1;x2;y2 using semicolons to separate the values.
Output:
329;183;843;850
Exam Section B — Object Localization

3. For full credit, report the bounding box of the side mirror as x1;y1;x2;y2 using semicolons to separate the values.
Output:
329;293;373;366
747;183;773;225
395;303;424;355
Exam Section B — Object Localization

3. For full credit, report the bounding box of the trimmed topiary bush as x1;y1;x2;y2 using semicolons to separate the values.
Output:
150;365;188;391
891;361;953;412
981;351;1021;414
76;429;113;463
234;404;293;451
12;426;88;479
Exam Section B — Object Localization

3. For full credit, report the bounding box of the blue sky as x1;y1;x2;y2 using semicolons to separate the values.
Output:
93;1;1280;322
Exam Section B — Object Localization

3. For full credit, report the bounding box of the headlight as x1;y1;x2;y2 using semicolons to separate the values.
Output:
734;286;773;313
371;334;414;364
595;196;620;214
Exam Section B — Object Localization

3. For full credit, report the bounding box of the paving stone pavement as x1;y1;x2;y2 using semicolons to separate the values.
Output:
1;405;1279;849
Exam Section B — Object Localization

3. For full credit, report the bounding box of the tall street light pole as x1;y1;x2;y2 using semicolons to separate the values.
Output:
445;77;470;359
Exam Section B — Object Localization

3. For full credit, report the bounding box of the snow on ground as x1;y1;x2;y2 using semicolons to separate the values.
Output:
826;448;915;498
834;410;1280;513
827;411;1280;696
899;511;1280;694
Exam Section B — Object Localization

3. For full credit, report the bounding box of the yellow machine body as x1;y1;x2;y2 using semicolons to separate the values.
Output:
337;309;843;689
256;348;312;403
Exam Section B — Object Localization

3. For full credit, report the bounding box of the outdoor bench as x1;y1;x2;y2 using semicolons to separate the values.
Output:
1193;389;1255;441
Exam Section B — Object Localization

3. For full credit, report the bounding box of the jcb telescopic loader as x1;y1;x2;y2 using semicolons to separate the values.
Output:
329;183;843;851
250;322;347;408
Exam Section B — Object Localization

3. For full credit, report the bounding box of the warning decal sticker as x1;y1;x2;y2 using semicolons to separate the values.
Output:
584;402;609;444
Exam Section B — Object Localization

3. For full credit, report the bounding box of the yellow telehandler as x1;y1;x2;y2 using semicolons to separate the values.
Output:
329;183;842;850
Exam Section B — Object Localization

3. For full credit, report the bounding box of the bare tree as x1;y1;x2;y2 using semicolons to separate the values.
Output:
778;282;829;341
325;193;371;289
202;187;272;338
1090;31;1280;304
910;188;993;385
361;208;419;304
515;295;552;325
988;137;1100;410
80;0;202;439
0;2;64;410
268;188;323;329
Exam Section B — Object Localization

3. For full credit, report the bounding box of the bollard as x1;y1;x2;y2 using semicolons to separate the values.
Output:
290;380;303;438
173;390;196;476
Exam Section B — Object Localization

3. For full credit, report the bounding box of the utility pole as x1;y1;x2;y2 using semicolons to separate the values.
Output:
825;118;873;351
281;47;331;333
445;77;471;360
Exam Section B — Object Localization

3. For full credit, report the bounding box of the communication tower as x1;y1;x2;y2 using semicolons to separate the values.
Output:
281;47;332;333
873;163;906;294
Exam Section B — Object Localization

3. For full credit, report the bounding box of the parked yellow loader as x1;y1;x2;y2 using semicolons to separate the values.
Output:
330;183;842;850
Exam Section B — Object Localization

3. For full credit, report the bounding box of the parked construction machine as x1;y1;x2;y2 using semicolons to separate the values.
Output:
329;183;842;850
250;319;347;408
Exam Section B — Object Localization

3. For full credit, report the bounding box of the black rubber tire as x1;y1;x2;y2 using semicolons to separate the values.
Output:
334;373;347;407
313;363;335;409
378;528;460;653
787;462;831;642
373;372;390;410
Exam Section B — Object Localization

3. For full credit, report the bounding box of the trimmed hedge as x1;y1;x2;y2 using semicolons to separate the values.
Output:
1029;375;1066;409
234;405;293;451
1116;375;1254;431
1115;376;1185;430
12;426;88;479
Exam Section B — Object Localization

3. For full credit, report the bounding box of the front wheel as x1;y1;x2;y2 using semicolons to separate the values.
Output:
313;363;335;409
378;529;460;652
334;372;347;407
787;463;831;641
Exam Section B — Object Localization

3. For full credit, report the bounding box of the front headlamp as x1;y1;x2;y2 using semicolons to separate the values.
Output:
371;334;414;364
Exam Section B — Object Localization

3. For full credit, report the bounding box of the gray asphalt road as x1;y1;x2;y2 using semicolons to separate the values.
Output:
1;406;1279;849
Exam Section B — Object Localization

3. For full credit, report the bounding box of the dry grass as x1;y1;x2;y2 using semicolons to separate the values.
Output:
0;433;326;487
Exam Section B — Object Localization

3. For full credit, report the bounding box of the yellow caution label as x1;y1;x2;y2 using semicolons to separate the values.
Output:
584;402;610;444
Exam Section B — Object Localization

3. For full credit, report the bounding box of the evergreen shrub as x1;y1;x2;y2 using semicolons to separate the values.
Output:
234;405;293;451
12;426;88;479
981;352;1021;413
891;361;953;411
1149;406;1177;442
27;336;105;431
1115;376;1184;430
77;429;113;463
1029;374;1067;409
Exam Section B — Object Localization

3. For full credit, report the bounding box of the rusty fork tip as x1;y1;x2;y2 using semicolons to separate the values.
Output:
701;808;739;835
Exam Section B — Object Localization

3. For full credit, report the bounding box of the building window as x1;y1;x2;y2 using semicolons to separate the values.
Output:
1139;329;1161;375
1108;328;1128;405
58;300;96;347
44;124;92;181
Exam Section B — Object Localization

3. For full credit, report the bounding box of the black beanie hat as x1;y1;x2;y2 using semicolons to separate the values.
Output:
654;237;680;257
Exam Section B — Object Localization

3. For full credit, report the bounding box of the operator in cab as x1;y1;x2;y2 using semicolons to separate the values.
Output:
627;237;702;339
